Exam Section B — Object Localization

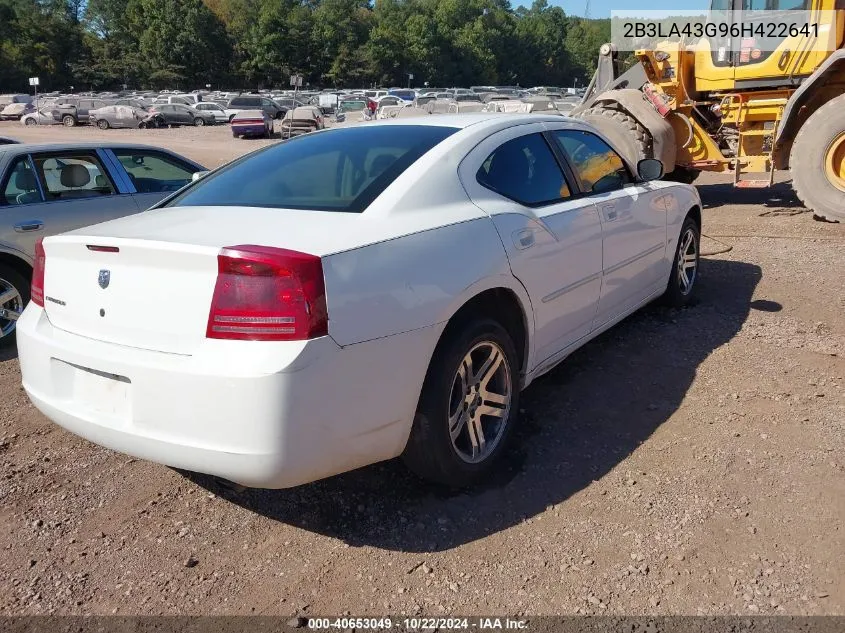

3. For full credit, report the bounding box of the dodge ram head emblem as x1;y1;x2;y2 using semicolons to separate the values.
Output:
98;269;110;289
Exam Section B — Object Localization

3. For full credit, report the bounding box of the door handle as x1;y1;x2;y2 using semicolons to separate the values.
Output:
14;220;44;233
603;205;618;221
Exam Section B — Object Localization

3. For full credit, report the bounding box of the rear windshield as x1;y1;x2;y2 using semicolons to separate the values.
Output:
167;125;458;213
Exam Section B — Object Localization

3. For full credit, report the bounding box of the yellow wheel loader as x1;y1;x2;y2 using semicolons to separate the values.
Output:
572;0;845;222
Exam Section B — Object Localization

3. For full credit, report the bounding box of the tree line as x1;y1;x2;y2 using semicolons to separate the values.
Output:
0;0;611;92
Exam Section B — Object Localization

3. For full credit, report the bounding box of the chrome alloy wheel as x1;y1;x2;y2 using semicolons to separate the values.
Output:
0;278;23;338
676;226;699;296
448;341;512;464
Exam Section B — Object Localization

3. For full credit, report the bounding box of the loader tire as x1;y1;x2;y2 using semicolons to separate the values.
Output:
576;105;652;166
576;104;696;184
790;94;845;223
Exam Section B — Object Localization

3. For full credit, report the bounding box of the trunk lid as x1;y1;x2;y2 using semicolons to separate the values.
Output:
41;206;369;354
42;238;220;355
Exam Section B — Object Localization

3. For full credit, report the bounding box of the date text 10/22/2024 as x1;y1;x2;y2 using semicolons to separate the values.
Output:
306;618;530;630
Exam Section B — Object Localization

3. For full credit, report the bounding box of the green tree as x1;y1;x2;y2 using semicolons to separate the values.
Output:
565;17;610;84
311;0;373;86
137;0;230;88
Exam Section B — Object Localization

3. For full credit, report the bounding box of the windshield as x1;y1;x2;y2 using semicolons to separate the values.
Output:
166;125;458;213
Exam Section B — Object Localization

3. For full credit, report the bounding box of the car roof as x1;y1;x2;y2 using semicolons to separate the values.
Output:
0;142;181;155
362;113;573;130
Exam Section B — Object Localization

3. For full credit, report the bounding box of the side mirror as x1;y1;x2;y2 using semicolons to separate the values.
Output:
637;158;664;181
192;170;210;182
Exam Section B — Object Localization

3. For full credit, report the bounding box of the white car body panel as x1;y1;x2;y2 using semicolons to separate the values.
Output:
17;307;435;487
458;121;604;368
16;114;702;488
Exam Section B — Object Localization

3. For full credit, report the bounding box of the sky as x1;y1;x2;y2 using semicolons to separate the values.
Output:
516;0;710;18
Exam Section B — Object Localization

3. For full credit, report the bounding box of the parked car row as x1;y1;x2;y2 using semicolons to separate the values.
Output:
0;94;34;121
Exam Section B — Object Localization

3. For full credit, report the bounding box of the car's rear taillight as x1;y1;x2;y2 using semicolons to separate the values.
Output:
206;245;328;341
31;238;45;307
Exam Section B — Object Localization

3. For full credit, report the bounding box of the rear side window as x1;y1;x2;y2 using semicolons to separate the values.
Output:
2;157;41;205
167;125;458;213
477;133;571;206
553;130;632;194
31;153;115;200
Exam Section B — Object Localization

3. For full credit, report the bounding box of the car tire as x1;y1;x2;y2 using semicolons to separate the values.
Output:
62;115;75;127
402;318;521;487
662;214;701;308
24;118;37;126
0;264;30;349
194;117;205;127
96;119;109;130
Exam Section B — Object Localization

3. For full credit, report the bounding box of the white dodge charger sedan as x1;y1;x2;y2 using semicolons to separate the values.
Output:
17;114;702;489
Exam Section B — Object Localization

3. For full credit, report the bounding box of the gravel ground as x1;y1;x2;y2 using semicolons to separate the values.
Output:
0;121;843;617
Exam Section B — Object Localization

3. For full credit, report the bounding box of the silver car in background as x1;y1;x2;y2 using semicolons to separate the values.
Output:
0;143;206;346
89;105;158;129
21;107;62;126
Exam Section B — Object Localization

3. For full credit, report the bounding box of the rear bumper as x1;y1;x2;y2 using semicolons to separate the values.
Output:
17;306;432;488
232;124;267;136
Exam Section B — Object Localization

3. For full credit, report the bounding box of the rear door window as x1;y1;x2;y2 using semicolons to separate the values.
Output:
31;152;116;200
114;150;197;194
476;133;571;206
168;125;458;212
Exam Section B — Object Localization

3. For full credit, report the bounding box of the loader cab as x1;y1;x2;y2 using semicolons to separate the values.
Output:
694;0;840;91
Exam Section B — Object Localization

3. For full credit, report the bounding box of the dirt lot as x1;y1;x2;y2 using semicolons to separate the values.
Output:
0;121;843;617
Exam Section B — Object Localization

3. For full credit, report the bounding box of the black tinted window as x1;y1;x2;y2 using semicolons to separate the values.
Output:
477;133;571;206
553;130;631;194
168;125;457;213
